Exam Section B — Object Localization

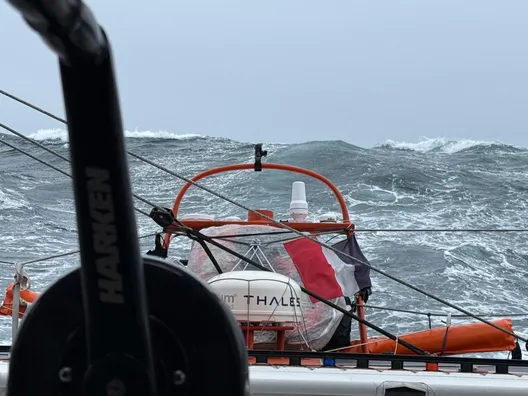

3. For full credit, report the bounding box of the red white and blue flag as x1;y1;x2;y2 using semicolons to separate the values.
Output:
283;235;372;303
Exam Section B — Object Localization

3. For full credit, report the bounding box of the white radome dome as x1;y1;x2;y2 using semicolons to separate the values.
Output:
208;270;303;323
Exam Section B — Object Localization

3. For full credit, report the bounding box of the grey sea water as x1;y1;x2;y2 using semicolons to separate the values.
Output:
1;129;527;357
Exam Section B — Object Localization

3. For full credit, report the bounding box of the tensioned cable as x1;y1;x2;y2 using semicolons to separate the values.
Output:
0;89;66;124
2;91;526;233
17;232;158;267
180;224;428;355
0;122;157;213
183;223;528;352
1;89;525;343
354;228;528;232
0;133;150;218
2;89;526;235
359;304;528;318
126;151;528;343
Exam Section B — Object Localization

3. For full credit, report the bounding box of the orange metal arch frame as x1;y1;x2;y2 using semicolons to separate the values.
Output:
163;162;368;352
170;163;351;220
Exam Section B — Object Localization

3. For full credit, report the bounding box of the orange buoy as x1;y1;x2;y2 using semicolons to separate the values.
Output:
0;283;40;318
345;319;516;356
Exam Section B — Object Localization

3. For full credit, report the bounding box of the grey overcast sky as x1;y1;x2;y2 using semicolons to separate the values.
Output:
1;0;527;147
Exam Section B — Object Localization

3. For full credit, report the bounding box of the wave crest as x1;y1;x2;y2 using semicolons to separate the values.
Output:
376;138;523;154
27;128;203;142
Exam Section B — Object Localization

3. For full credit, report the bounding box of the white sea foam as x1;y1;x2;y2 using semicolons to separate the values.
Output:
24;128;202;142
377;137;521;154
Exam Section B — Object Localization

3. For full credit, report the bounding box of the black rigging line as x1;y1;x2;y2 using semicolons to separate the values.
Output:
0;114;426;353
14;233;158;267
0;90;65;124
146;172;528;343
0;134;70;178
0;122;165;218
177;226;527;345
4;88;527;235
180;223;429;356
359;304;528;318
0;131;150;218
354;228;528;232
2;89;526;345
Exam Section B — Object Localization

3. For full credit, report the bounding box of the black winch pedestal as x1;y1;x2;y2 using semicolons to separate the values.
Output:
4;0;249;395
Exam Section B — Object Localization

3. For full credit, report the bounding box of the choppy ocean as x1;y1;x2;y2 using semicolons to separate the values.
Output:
1;129;527;357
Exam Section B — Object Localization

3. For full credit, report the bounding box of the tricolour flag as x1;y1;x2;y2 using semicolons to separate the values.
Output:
283;234;372;303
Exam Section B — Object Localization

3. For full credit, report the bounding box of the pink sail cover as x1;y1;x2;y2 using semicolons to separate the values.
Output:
186;224;349;350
